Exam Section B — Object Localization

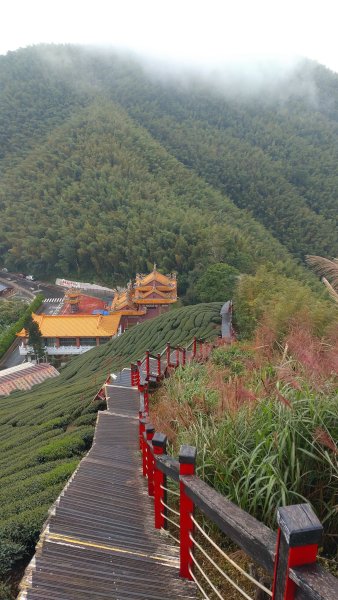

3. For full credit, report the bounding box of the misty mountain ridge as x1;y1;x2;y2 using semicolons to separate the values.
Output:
0;44;337;297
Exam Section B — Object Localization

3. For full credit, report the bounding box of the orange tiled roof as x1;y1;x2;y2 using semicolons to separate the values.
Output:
17;313;121;338
135;269;176;288
134;297;177;304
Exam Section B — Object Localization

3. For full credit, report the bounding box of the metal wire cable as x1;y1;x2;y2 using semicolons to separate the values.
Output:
161;513;180;529
190;551;225;600
191;515;272;596
190;534;254;600
188;566;210;599
161;528;179;545
160;484;179;496
161;500;180;517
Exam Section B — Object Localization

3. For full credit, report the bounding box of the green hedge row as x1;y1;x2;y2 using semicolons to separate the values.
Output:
0;294;44;360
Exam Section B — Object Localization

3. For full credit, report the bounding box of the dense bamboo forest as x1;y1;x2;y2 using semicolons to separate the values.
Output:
0;45;337;299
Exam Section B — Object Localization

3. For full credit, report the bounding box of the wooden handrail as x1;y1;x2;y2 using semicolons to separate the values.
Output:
182;474;276;574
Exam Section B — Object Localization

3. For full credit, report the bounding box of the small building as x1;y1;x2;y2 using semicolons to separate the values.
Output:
0;363;59;396
17;313;121;356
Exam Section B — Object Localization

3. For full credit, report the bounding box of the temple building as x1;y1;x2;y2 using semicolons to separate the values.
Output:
17;267;177;357
110;267;177;331
18;313;120;356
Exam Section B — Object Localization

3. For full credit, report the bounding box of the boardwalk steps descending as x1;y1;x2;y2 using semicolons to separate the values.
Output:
19;370;197;599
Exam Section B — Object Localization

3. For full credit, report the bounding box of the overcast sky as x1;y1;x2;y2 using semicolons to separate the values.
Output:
1;0;337;73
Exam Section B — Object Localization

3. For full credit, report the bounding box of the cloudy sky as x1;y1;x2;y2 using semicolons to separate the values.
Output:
1;0;337;72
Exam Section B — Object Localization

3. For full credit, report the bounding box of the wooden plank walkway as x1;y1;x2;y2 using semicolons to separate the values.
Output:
19;371;196;599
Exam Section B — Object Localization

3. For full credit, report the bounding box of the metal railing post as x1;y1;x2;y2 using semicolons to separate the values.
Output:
272;504;323;600
146;423;155;497
153;433;167;529
179;445;197;580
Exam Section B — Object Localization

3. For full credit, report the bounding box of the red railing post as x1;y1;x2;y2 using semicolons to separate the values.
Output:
144;383;149;415
182;347;186;366
146;423;155;497
141;417;149;476
166;342;171;367
145;350;150;380
179;445;197;580
157;353;161;378
199;338;203;358
130;363;138;386
153;433;167;529
176;347;180;367
139;414;148;452
192;337;197;358
272;504;323;600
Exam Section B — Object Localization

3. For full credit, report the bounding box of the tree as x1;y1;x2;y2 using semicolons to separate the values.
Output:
25;315;44;359
194;263;239;303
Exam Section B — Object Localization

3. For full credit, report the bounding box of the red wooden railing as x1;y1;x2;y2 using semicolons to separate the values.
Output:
129;337;337;600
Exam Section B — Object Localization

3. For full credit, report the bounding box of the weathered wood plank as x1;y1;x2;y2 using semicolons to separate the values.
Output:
292;564;338;600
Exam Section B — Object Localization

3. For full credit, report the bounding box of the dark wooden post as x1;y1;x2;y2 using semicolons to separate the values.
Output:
153;433;167;529
146;424;155;497
179;445;197;580
176;347;180;367
182;347;186;366
145;350;150;379
272;504;323;600
157;353;161;378
192;337;197;358
166;342;171;367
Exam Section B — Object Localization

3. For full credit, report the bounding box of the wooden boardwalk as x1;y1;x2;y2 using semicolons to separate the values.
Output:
19;371;196;599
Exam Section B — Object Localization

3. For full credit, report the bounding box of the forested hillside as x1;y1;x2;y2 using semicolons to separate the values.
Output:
0;45;337;295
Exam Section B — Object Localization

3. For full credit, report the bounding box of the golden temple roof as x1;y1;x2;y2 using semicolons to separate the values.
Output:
17;313;121;338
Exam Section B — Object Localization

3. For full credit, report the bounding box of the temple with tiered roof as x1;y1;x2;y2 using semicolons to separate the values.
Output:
110;266;177;331
17;267;178;357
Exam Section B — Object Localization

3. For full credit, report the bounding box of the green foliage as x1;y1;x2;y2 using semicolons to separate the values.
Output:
233;267;334;340
0;299;27;337
0;45;332;297
160;361;337;551
193;263;239;303
0;294;43;359
0;581;13;600
211;346;253;375
25;314;44;358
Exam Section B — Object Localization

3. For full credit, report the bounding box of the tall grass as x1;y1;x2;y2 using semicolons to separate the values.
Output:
151;341;338;555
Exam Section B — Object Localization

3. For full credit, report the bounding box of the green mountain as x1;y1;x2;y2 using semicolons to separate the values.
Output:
0;45;337;298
